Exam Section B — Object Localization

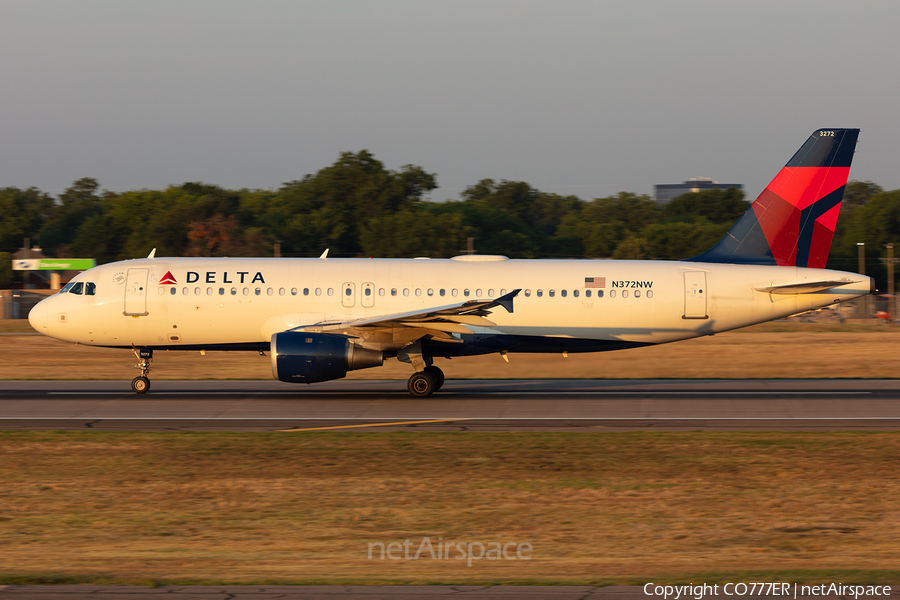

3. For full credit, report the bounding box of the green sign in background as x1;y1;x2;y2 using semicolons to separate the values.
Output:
12;259;96;271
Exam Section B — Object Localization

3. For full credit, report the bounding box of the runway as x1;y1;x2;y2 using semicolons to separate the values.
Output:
2;379;899;431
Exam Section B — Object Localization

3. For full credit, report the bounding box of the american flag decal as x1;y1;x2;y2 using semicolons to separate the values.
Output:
584;277;605;288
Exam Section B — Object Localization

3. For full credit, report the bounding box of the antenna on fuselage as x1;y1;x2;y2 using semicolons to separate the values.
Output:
319;249;329;259
147;248;157;259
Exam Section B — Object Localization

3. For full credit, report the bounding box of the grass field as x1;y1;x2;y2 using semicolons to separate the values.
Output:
2;320;898;380
1;431;899;585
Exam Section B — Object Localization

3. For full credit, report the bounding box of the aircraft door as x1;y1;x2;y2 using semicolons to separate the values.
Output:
342;282;355;308
361;282;375;308
124;268;150;316
683;271;708;319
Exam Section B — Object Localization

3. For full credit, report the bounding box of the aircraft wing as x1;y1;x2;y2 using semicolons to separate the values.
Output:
294;289;520;340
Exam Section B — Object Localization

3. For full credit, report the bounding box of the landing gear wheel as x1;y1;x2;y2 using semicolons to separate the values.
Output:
132;376;150;394
423;366;445;390
407;371;437;398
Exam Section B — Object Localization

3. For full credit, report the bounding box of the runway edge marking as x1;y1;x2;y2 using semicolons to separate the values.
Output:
277;419;472;432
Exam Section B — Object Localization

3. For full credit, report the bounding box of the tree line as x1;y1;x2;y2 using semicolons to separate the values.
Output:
1;150;897;289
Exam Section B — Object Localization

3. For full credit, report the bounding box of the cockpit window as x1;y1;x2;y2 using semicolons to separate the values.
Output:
68;282;84;295
85;282;96;296
59;282;75;294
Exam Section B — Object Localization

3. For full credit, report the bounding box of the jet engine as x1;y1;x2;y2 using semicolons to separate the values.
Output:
270;332;383;383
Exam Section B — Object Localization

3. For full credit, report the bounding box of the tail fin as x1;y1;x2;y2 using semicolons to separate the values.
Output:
687;128;859;267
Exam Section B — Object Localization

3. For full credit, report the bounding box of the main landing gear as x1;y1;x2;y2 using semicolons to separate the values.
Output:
398;340;446;398
131;347;152;394
407;365;445;398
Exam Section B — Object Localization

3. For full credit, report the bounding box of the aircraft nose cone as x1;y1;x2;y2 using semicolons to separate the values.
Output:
28;300;48;332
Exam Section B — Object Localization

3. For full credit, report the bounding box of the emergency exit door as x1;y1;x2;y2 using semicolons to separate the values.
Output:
683;271;708;319
342;282;355;308
361;282;375;307
124;268;149;316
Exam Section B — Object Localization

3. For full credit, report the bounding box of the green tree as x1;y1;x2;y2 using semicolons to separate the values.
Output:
0;252;13;287
0;187;54;252
642;220;732;260
270;151;437;256
662;187;748;224
39;178;103;256
843;180;883;207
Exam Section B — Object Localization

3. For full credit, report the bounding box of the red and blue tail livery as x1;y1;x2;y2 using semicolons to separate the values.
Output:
688;128;859;267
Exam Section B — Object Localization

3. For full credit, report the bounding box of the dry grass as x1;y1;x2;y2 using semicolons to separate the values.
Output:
1;431;899;584
2;321;899;380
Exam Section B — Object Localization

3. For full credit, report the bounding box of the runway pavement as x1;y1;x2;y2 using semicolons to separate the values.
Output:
2;379;899;431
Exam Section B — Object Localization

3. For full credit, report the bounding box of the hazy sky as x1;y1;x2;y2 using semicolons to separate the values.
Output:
2;1;898;201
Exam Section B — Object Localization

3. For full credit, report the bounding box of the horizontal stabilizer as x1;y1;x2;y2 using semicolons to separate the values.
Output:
754;280;863;294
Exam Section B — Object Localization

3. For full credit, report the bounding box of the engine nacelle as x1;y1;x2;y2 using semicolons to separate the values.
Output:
270;332;383;383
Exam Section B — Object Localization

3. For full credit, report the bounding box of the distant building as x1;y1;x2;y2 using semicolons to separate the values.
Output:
654;178;742;204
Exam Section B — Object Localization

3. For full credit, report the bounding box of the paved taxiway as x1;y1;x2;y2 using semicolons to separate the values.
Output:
2;379;899;431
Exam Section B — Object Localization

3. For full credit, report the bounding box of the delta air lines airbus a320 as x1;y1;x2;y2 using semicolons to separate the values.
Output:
28;129;872;396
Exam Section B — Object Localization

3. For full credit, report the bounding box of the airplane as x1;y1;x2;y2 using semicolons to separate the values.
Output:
28;128;872;397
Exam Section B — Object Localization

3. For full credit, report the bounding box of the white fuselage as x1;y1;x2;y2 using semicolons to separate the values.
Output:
28;256;870;352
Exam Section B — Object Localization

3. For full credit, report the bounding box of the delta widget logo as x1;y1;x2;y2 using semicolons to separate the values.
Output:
159;271;177;285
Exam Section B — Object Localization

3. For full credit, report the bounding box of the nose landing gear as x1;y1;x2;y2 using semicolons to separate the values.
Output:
131;346;152;394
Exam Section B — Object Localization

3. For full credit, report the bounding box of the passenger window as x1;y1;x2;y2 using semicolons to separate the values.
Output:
315;288;321;296
292;288;298;296
597;290;603;298
561;289;567;297
327;288;334;296
427;288;433;296
85;282;96;296
242;288;249;296
365;288;371;296
345;288;352;296
415;288;422;297
182;287;189;295
391;288;397;296
439;289;445;297
279;288;285;296
524;289;531;297
170;287;177;295
549;290;555;297
267;288;273;296
585;290;591;298
634;290;641;298
464;289;470;297
219;288;225;295
622;290;628;298
488;289;494;297
158;287;164;295
207;287;213;295
69;282;83;295
254;287;261;296
303;288;308;296
379;288;385;296
537;290;543;297
451;289;458;297
231;288;237;295
500;289;506;295
609;290;616;298
573;289;579;298
194;287;200;295
476;289;482;296
646;290;653;299
403;289;409;296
